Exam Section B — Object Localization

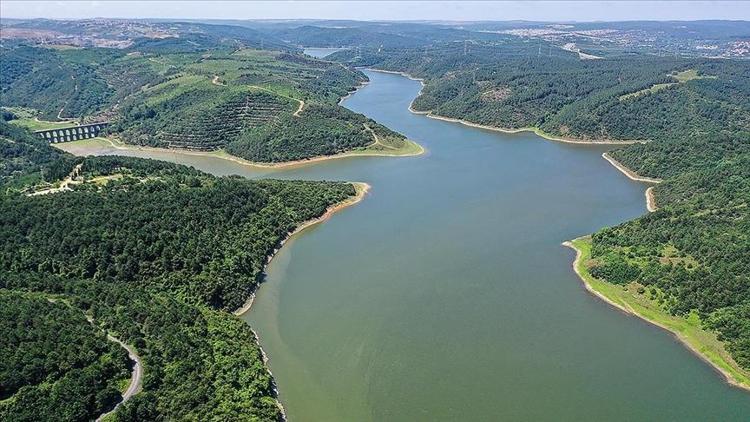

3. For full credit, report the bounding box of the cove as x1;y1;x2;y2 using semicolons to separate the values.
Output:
63;70;750;420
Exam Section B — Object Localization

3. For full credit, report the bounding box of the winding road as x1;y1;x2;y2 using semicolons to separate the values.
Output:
362;123;397;150
86;314;143;422
45;297;143;419
211;74;305;116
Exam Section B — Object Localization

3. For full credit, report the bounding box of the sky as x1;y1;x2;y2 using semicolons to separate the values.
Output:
1;1;749;22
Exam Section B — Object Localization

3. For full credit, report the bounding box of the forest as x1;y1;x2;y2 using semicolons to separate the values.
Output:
0;290;131;421
226;102;391;162
0;45;115;120
329;43;749;141
0;121;79;188
1;36;410;163
0;124;359;420
590;132;750;368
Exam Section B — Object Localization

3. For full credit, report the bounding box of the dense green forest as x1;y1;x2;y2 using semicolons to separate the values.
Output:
270;24;427;48
0;45;115;120
2;16;749;412
0;124;359;420
1;35;410;162
589;132;750;368
330;43;749;141
0;121;80;188
0;290;131;421
225;102;391;161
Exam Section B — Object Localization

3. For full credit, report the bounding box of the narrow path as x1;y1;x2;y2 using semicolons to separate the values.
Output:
212;76;304;117
34;116;77;127
57;74;77;119
363;123;397;150
246;84;304;118
28;163;82;196
293;99;305;117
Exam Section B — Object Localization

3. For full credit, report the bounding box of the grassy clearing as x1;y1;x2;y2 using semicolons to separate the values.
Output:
672;69;715;83
52;137;114;155
619;82;676;101
619;69;716;101
3;107;77;131
11;118;77;131
88;174;124;185
43;44;82;51
567;236;750;390
354;138;424;157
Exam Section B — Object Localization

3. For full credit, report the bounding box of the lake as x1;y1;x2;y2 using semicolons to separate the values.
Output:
64;69;750;420
303;47;347;58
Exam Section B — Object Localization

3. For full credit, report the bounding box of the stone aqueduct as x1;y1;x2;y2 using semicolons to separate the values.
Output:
35;122;109;143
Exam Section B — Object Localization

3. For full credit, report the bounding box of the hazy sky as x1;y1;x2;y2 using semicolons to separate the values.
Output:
1;1;749;21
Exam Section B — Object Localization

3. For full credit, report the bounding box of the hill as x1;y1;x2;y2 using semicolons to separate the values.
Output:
0;122;362;420
1;26;418;164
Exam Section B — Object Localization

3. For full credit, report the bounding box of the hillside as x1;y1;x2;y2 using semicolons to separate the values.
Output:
0;30;417;163
591;133;750;369
0;121;79;188
330;44;749;141
111;48;411;162
0;291;131;421
0;123;361;420
270;19;750;58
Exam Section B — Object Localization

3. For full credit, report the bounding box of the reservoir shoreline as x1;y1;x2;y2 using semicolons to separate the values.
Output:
232;182;370;420
233;182;370;316
366;68;646;145
369;67;750;395
59;137;422;169
646;186;657;212
57;66;750;419
365;68;659;214
602;152;663;183
563;237;750;392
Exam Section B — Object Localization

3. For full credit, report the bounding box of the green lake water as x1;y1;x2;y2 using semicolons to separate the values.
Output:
68;69;750;420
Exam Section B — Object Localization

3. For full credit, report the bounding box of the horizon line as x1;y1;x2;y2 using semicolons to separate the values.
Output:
2;17;749;23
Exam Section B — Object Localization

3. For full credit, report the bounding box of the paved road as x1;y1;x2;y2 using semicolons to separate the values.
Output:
45;298;144;420
85;315;143;421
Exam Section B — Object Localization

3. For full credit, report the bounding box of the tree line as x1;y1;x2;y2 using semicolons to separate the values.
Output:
0;124;358;420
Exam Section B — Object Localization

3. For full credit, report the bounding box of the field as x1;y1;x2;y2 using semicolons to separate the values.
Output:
2;107;77;130
618;69;717;101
